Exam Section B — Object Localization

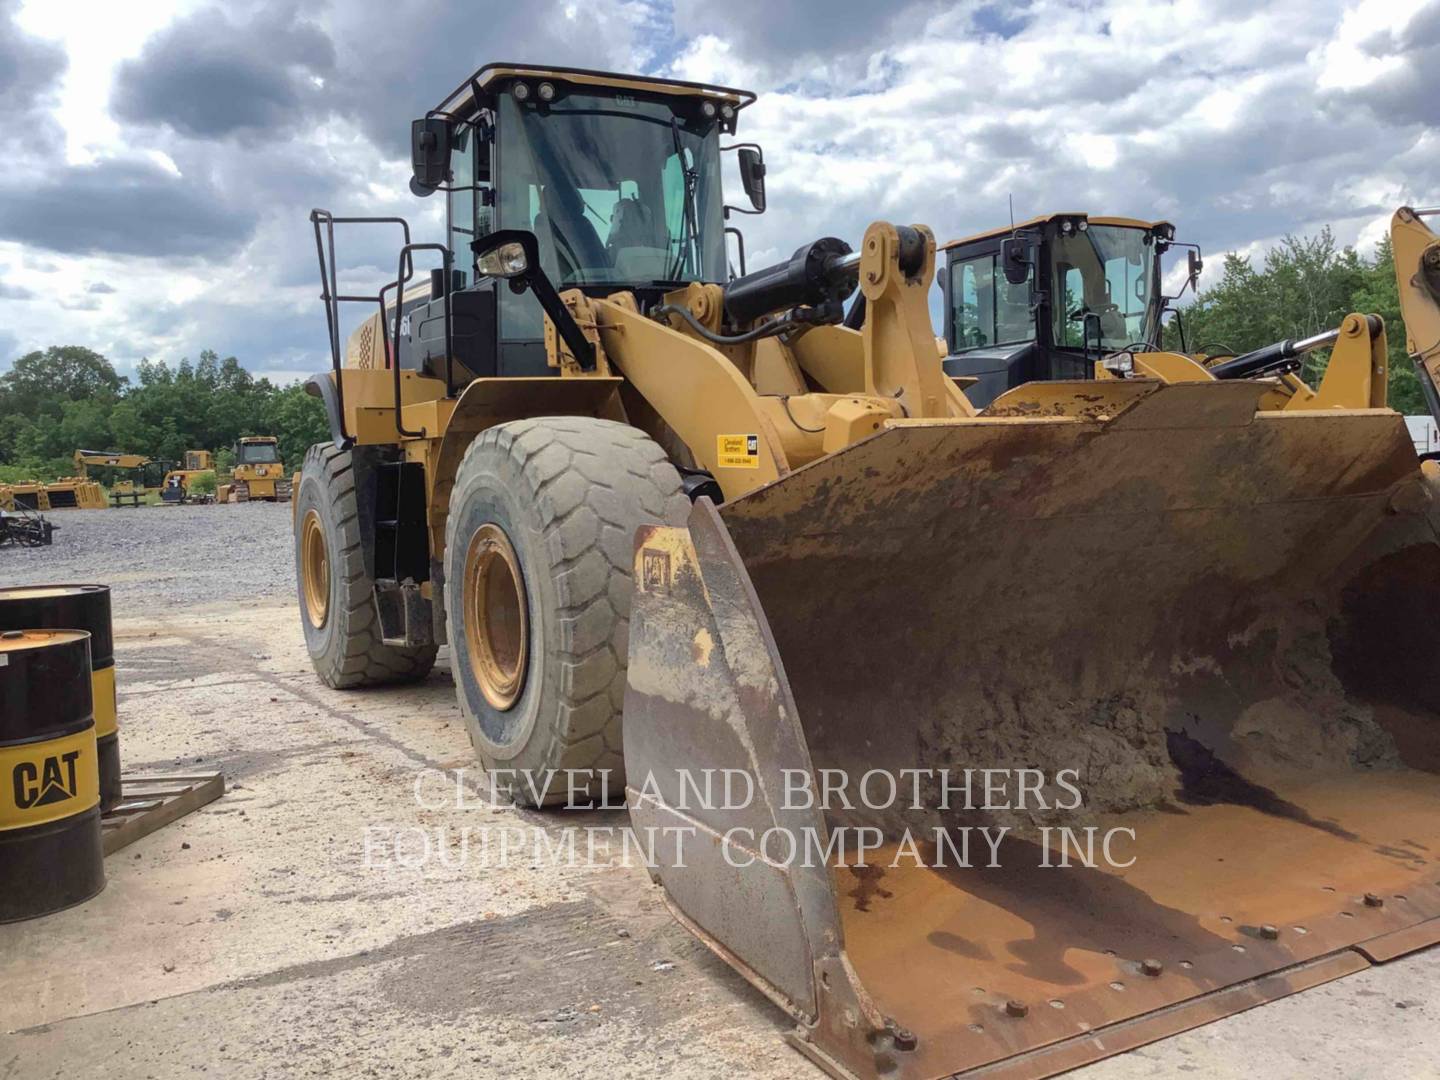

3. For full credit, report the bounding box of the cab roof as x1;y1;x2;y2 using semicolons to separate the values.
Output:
434;63;756;121
940;213;1174;252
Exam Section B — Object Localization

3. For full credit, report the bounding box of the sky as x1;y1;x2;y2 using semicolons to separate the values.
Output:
0;0;1437;386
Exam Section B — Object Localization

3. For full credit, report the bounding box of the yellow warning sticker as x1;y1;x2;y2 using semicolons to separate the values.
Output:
716;434;761;469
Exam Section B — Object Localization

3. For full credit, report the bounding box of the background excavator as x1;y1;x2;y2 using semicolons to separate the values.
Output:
293;65;1440;1080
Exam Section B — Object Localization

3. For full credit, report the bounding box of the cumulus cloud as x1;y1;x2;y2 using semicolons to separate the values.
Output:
5;0;1440;383
0;280;36;300
112;3;335;140
0;0;65;135
0;158;255;257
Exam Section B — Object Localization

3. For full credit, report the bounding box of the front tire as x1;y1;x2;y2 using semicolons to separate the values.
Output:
295;444;438;688
444;418;687;806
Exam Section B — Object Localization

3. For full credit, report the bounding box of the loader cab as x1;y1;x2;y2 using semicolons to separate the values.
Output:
393;66;754;381
941;214;1174;408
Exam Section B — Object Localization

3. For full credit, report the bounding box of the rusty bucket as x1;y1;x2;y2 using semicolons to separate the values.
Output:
625;381;1440;1079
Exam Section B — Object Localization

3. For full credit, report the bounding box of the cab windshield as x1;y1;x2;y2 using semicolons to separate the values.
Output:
497;90;726;288
238;443;279;464
1051;226;1159;351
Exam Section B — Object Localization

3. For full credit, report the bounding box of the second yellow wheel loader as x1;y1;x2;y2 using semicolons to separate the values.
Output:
941;211;1392;414
296;64;1440;1080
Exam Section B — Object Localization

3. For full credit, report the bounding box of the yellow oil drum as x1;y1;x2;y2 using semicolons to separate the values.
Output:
0;629;105;922
0;585;121;810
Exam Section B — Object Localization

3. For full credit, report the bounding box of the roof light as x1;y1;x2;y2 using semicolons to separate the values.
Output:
1077;219;1089;231
701;100;718;118
512;82;531;102
721;104;735;120
537;81;555;102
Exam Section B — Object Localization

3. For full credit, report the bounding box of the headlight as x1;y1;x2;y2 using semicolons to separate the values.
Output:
537;81;555;102
701;100;717;118
1103;352;1135;376
721;103;735;120
512;82;531;102
478;241;529;278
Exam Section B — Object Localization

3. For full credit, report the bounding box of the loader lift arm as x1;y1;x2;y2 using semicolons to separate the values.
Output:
1392;205;1440;430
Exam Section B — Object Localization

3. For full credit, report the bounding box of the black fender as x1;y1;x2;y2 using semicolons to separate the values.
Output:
305;372;351;449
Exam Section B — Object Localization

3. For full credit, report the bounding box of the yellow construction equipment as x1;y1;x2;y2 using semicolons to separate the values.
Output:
941;211;1389;413
0;482;48;512
1391;205;1440;448
218;437;289;503
295;66;1440;1079
159;449;215;504
70;449;162;508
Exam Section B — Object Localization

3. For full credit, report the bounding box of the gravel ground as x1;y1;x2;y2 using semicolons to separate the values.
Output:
1;498;1437;1080
1;502;295;606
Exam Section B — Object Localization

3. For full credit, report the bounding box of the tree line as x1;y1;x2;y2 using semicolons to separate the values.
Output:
0;347;329;484
0;222;1427;487
1166;227;1425;414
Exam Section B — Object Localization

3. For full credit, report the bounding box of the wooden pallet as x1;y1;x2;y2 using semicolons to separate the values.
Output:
101;773;225;856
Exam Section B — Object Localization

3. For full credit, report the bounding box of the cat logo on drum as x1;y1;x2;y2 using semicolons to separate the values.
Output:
13;750;82;809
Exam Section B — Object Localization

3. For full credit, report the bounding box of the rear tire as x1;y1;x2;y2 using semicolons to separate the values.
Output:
295;444;438;688
444;418;687;806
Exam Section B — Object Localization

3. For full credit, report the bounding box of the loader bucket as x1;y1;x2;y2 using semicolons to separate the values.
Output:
624;380;1440;1080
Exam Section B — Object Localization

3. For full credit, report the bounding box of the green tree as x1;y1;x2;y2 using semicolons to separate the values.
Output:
0;346;125;463
1169;227;1426;413
263;383;329;469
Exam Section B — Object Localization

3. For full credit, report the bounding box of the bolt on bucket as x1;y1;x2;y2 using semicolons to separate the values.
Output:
624;381;1440;1080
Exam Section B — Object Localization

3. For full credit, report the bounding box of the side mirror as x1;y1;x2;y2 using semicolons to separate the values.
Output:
1187;248;1204;288
410;117;453;195
472;229;539;280
1000;237;1031;285
737;147;766;212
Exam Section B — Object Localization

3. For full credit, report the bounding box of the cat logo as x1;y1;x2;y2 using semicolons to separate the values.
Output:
640;548;671;591
13;750;82;809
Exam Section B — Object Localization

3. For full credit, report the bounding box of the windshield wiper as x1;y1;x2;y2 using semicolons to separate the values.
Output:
668;116;701;282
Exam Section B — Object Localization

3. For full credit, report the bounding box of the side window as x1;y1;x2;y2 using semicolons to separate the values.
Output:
950;253;1033;351
448;127;475;284
1058;266;1084;347
950;256;994;350
995;268;1033;344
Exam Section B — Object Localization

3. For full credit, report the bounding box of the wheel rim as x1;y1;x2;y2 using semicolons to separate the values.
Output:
300;509;330;630
463;523;529;711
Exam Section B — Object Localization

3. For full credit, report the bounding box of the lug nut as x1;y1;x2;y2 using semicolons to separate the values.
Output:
1005;1000;1029;1018
892;1027;917;1052
1141;958;1164;976
1260;925;1279;940
1364;893;1384;908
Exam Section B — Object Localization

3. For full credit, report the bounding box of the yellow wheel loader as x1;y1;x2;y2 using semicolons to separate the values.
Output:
296;64;1440;1080
1392;204;1440;453
942;211;1390;414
